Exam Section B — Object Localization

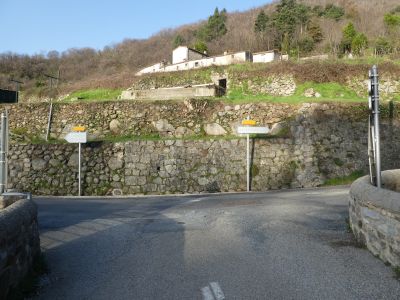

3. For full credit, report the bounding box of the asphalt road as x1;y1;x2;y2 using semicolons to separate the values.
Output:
34;187;400;299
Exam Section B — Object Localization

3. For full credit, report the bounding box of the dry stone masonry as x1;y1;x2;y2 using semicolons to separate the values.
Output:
0;194;40;299
349;170;400;267
5;102;400;196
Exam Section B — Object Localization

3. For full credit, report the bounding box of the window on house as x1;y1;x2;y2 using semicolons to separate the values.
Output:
195;62;199;67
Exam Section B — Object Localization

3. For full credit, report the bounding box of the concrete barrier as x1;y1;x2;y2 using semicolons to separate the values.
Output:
349;170;400;266
0;193;40;299
121;84;221;100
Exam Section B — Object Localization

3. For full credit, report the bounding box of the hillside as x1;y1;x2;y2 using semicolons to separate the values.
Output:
0;0;399;100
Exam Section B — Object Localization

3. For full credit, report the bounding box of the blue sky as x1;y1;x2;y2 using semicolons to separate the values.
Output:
0;0;272;55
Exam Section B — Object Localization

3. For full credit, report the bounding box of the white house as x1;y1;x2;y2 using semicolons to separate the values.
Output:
136;46;282;76
253;50;280;63
172;46;208;64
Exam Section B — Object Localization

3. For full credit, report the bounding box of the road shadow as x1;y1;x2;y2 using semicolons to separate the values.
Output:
34;196;196;299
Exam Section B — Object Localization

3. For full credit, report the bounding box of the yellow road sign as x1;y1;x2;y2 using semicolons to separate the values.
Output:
242;120;257;126
72;126;86;132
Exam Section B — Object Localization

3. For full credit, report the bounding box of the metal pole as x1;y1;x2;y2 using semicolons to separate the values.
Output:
372;65;382;188
0;113;6;194
46;102;53;141
247;133;250;192
78;143;81;196
5;110;8;192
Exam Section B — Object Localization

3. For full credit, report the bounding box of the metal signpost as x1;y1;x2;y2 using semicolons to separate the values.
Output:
0;111;8;194
238;118;269;192
368;65;382;188
65;127;87;196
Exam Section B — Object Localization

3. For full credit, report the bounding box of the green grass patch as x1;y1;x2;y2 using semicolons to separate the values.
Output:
338;56;400;66
323;170;365;186
224;82;365;104
64;89;122;102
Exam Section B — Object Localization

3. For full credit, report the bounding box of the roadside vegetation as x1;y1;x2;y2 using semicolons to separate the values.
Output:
323;170;365;186
225;81;364;104
62;89;122;102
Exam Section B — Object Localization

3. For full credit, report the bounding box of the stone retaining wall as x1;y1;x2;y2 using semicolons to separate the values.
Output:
349;170;400;266
7;109;400;196
2;100;399;143
0;194;40;299
3;101;400;195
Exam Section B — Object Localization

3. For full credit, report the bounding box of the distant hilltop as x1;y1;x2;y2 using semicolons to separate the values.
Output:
136;46;284;76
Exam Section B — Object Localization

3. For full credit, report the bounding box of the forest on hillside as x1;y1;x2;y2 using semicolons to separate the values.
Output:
0;0;399;97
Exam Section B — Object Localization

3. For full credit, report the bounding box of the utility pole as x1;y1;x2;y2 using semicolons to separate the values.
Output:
44;73;60;141
44;73;59;89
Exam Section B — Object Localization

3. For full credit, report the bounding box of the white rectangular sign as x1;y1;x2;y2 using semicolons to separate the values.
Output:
237;126;270;134
65;132;87;143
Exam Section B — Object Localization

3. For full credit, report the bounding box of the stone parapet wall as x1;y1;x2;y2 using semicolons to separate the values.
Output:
349;171;400;267
0;194;40;299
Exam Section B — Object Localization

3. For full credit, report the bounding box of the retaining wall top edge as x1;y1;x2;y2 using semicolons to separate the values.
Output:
0;198;37;230
350;171;400;212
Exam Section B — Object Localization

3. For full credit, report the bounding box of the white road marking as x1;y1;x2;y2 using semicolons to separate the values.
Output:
189;198;204;203
201;286;215;300
201;282;225;300
210;282;225;300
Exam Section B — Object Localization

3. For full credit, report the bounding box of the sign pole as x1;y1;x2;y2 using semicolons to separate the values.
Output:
65;126;87;196
238;117;270;193
247;133;250;192
78;142;81;196
0;112;6;194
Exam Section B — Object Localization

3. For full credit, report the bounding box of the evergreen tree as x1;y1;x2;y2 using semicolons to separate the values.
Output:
193;40;208;53
383;11;400;53
173;35;185;48
298;36;315;54
273;0;298;41
375;37;392;55
340;22;367;56
307;21;323;43
254;10;269;33
351;33;368;55
343;22;357;41
340;22;356;54
324;4;345;21
197;8;228;42
296;4;310;34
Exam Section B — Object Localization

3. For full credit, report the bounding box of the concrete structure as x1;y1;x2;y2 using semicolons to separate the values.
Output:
349;170;400;267
300;54;329;61
120;84;223;101
136;47;280;76
0;193;40;299
253;50;280;63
